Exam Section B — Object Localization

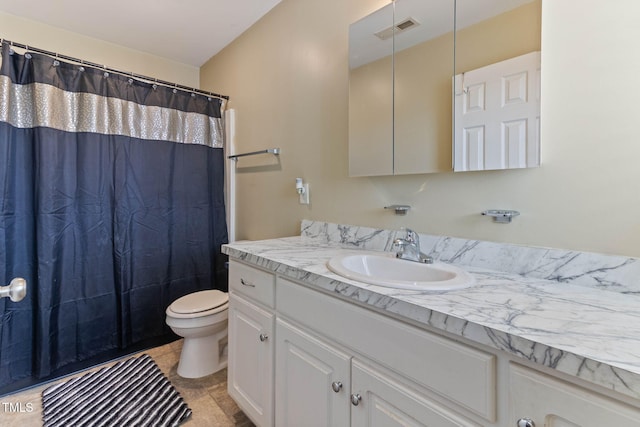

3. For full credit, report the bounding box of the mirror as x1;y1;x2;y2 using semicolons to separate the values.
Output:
349;2;394;176
454;0;542;171
349;0;454;176
348;0;541;177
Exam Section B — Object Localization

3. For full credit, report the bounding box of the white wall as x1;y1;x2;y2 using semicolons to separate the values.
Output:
201;0;640;258
0;11;199;87
538;0;640;255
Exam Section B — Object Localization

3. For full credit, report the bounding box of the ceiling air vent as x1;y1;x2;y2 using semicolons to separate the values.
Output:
374;18;420;41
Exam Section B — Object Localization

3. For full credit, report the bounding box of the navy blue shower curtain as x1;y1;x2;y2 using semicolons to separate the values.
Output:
0;43;228;387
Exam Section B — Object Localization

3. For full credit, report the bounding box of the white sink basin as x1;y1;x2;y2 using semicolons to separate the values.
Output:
327;252;474;291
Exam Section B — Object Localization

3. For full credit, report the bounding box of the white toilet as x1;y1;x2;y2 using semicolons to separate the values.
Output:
165;289;229;378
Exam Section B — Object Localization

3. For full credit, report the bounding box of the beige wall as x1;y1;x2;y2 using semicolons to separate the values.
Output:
349;52;394;176
456;0;541;73
0;11;199;86
201;0;640;258
394;30;453;175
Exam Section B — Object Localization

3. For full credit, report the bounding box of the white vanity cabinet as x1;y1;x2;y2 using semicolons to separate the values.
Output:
275;316;478;427
276;276;494;427
509;363;640;427
228;261;275;427
227;258;640;427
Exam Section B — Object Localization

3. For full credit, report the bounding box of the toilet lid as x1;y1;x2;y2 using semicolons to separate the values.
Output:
170;290;228;314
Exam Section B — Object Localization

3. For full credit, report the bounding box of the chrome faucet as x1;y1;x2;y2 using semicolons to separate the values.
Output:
392;229;433;264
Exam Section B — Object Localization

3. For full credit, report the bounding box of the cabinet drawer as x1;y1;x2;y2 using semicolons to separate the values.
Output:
352;359;481;427
277;278;496;421
229;260;275;308
510;363;640;427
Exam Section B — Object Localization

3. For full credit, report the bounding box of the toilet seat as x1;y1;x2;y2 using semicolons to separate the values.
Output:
167;290;229;319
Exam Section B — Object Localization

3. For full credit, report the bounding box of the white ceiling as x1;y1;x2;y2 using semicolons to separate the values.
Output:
0;0;282;67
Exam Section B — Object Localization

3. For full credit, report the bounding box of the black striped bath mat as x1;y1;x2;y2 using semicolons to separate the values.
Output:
41;354;192;427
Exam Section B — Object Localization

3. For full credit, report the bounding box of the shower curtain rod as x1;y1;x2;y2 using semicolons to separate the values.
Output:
0;38;230;101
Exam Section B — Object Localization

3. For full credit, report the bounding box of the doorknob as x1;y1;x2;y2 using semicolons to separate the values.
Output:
0;278;27;302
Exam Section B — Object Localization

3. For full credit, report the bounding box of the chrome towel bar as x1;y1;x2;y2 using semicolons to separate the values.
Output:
228;148;280;161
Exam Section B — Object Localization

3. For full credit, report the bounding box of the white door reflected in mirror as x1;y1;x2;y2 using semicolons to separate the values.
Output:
454;0;541;172
454;51;541;171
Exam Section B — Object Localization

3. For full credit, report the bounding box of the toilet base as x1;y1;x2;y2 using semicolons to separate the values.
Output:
177;329;228;378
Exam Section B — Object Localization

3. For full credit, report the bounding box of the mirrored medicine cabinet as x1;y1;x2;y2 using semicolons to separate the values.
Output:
348;0;542;176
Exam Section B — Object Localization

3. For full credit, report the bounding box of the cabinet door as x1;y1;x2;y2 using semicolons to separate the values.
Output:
275;318;351;427
351;359;479;427
510;364;640;427
228;293;274;427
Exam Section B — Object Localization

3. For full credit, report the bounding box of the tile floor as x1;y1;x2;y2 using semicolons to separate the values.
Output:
0;340;254;427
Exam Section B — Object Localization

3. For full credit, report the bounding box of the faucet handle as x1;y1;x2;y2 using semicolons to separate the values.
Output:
403;228;419;243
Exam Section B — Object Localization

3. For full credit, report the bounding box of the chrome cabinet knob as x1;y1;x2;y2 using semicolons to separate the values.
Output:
517;418;535;427
350;393;362;406
259;333;268;342
331;381;342;393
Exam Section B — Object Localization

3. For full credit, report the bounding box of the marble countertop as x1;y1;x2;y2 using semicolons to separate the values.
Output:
223;235;640;400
